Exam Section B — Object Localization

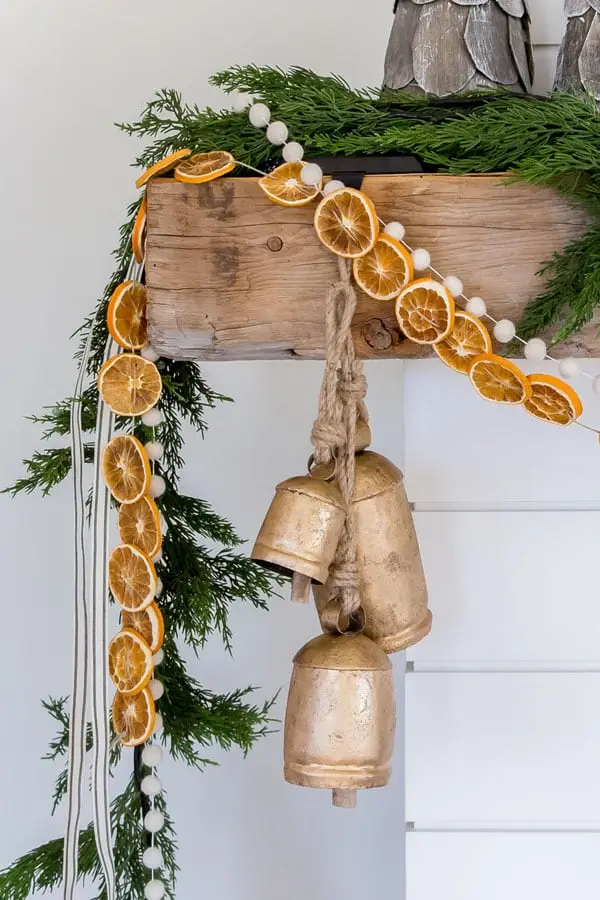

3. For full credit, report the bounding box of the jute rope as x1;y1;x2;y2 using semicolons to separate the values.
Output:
310;257;368;619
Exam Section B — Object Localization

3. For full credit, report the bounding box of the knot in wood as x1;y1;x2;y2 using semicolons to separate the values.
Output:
266;235;283;252
362;318;394;352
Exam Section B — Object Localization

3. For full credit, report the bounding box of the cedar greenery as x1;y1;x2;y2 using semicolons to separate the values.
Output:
3;64;599;898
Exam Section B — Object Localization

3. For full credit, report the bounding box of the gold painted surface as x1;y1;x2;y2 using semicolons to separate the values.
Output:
251;475;347;584
314;452;431;653
284;632;396;791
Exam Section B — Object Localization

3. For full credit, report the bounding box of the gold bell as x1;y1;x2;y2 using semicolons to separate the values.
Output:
251;475;347;603
284;629;395;808
314;452;431;652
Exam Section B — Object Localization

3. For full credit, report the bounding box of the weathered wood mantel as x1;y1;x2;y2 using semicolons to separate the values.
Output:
146;174;594;361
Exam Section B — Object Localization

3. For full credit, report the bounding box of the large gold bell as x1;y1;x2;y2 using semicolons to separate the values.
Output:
284;630;395;807
251;475;346;594
313;451;431;653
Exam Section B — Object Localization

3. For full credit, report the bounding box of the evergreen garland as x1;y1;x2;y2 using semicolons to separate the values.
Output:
2;64;599;898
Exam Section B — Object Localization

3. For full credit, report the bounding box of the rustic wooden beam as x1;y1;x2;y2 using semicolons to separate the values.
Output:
146;174;592;361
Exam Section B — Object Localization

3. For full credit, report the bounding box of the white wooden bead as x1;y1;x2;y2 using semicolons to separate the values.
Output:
144;809;165;833
323;179;345;196
153;549;163;564
231;91;253;113
141;345;160;363
155;578;163;597
142;847;164;871
282;141;304;163
466;296;487;318
300;163;323;186
248;103;270;127
144;879;166;900
593;376;600;394
149;679;164;701
524;338;547;362
153;649;164;666
142;409;163;427
443;275;463;298
141;775;162;797
142;744;163;767
266;121;288;145
411;248;431;272
558;357;579;378
153;713;164;735
145;441;164;461
149;475;166;498
493;319;516;343
384;221;405;241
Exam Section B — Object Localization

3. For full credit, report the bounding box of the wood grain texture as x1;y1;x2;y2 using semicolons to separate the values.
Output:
145;174;590;361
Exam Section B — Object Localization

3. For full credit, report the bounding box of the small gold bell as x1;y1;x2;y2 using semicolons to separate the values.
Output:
251;475;347;602
313;452;431;652
284;628;395;807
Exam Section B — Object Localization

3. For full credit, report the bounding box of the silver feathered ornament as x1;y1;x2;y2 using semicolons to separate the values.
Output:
554;0;600;102
384;0;534;95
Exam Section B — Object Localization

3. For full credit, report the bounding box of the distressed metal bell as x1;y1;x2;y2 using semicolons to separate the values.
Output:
313;451;431;653
251;474;346;590
284;629;395;807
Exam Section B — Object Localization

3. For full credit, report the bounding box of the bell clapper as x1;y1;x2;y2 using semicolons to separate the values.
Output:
332;789;357;809
291;572;312;604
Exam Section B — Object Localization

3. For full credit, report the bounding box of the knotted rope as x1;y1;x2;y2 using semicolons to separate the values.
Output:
311;257;368;619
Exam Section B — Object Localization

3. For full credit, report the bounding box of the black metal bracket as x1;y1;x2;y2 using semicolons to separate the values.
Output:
310;154;424;190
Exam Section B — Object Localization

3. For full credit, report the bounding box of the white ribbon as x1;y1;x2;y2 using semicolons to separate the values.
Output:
63;324;95;899
89;334;117;898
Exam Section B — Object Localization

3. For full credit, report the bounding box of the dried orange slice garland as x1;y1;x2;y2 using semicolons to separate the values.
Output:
434;310;492;375
314;187;379;258
109;544;158;612
98;353;162;417
107;281;148;350
259;161;321;206
396;278;455;345
118;494;162;558
131;194;147;265
174;151;236;184
469;354;532;405
108;628;154;695
524;374;583;426
112;686;156;747
122;603;165;655
102;434;151;504
135;148;192;189
352;234;414;301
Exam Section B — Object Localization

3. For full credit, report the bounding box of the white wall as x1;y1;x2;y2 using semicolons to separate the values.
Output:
0;1;573;898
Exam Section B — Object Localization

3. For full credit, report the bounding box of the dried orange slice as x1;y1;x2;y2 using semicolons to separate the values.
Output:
102;434;151;505
259;161;320;207
109;544;157;612
98;354;162;417
112;687;155;747
122;602;164;654
135;148;192;189
174;151;235;184
314;187;379;258
395;278;455;345
524;374;583;426
107;281;148;350
108;628;154;695
118;494;162;557
132;195;147;264
434;310;492;374
352;234;414;301
469;353;532;405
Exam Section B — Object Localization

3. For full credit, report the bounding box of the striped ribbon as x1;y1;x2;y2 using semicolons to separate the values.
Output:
89;334;117;898
63;328;118;900
63;324;95;899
